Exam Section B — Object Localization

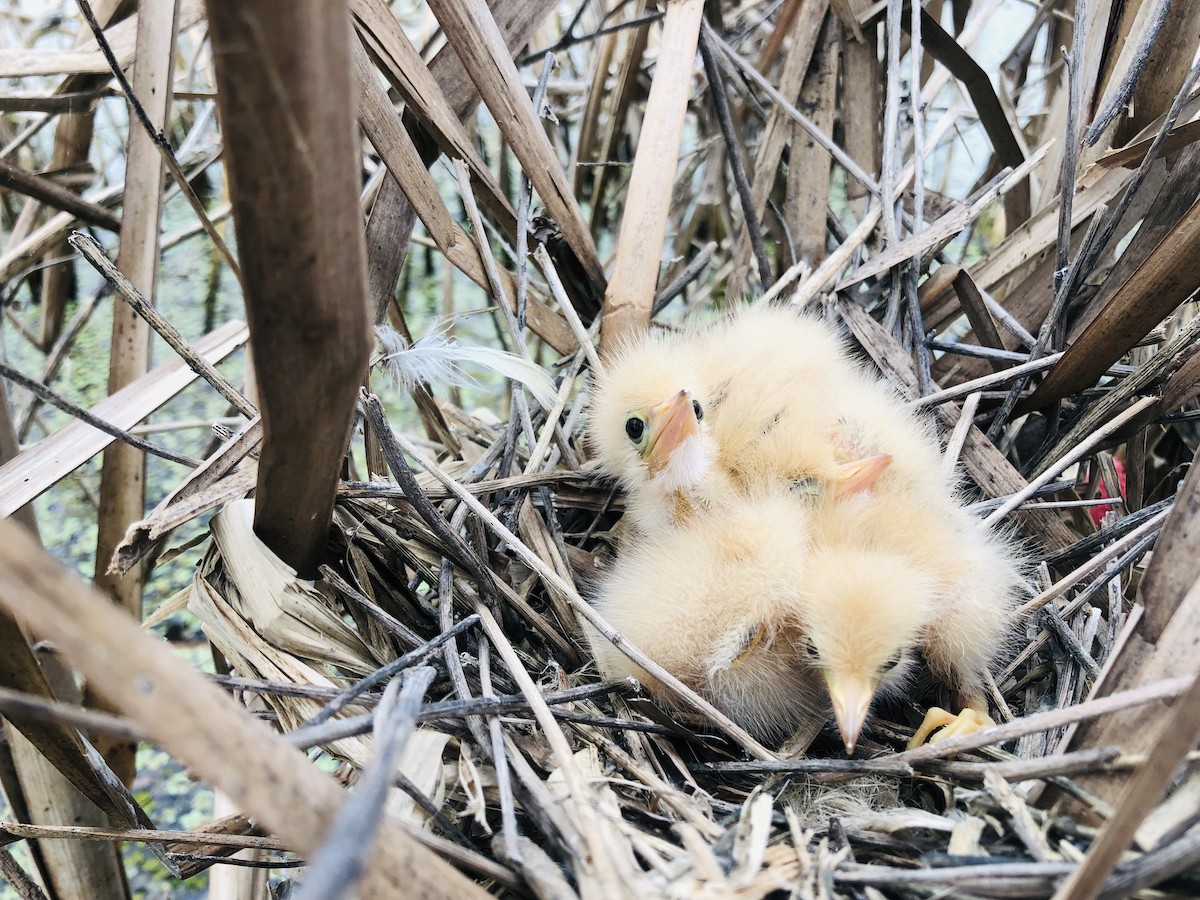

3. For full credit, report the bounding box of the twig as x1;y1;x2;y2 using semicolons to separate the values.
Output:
0;157;120;230
985;204;1107;441
0;847;50;900
1054;3;1086;296
516;53;556;335
891;675;1194;764
653;241;717;314
984;395;1157;525
380;424;776;759
518;12;664;65
476;605;626;893
1081;51;1200;274
1056;657;1200;899
1098;826;1200;899
479;637;520;864
0;361;200;468
69;232;257;417
911;351;1065;409
836;860;1074;886
705;23;880;196
1084;0;1173;144
0;685;145;742
1043;605;1101;682
943;391;982;475
880;0;904;332
358;391;497;602
698;28;771;290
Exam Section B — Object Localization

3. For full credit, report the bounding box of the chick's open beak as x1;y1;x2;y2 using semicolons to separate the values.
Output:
824;672;876;754
645;390;699;474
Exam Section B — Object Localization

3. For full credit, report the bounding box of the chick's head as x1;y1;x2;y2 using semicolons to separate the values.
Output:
800;547;937;753
587;332;718;501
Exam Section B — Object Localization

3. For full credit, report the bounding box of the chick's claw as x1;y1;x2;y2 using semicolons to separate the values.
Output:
906;707;994;749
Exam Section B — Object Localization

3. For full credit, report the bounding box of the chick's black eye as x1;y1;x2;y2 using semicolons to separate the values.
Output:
625;417;645;441
804;637;820;660
692;400;704;421
882;651;903;671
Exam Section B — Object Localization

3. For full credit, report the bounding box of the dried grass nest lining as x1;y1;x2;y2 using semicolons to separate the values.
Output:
185;380;1185;897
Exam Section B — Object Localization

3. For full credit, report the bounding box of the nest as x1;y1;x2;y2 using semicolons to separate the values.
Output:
170;317;1200;897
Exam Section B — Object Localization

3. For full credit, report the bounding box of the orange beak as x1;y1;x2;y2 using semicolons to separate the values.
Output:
645;390;700;474
824;672;876;754
835;453;893;496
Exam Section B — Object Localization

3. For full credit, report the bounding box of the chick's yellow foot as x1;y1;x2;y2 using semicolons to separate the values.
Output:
906;707;994;750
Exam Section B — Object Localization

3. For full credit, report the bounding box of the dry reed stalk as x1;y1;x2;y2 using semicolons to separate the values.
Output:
599;0;704;353
207;0;371;577
0;519;491;898
89;0;176;675
423;0;606;300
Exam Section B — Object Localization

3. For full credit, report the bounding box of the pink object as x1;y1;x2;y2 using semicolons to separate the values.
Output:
1090;458;1128;527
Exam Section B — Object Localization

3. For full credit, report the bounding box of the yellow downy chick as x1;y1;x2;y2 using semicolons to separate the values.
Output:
586;490;824;742
804;463;1024;752
587;304;1024;751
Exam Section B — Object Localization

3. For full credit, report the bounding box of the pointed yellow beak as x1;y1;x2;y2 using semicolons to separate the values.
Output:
835;453;893;496
645;390;699;474
824;672;876;754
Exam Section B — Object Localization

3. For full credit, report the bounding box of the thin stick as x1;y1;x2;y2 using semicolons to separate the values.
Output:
912;352;1065;409
705;24;880;196
299;614;480;728
1084;0;1172;144
943;392;981;475
0;847;52;900
698;28;771;290
294;668;438;900
985;204;1107;441
0;685;145;742
1081;52;1200;274
1055;659;1200;898
479;637;520;864
893;674;1194;764
359;392;497;602
653;241;717;315
70;232;257;418
0;361;200;468
0;821;288;851
286;683;632;749
515;52;555;335
535;244;602;373
1054;2;1086;295
768;202;882;306
476;606;624;893
880;0;904;335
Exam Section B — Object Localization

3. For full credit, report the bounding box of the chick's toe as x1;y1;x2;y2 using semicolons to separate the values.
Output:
907;707;995;749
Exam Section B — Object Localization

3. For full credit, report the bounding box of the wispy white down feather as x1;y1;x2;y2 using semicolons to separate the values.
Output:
651;435;711;492
375;324;558;409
